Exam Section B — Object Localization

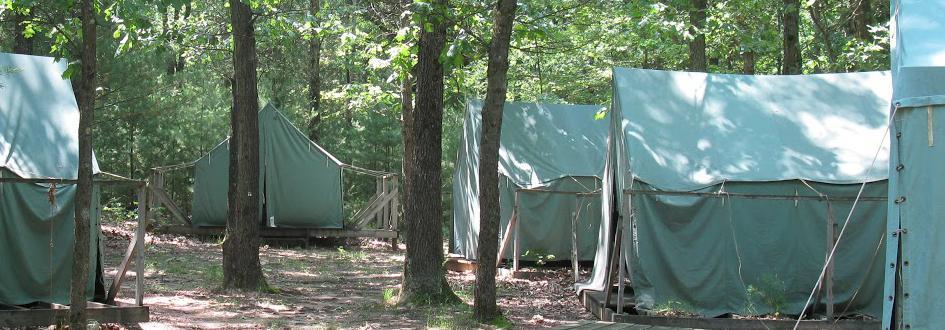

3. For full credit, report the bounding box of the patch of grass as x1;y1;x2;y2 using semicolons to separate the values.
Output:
425;305;476;330
382;288;398;304
202;264;224;287
335;247;367;262
747;273;787;316
490;314;513;329
652;300;696;316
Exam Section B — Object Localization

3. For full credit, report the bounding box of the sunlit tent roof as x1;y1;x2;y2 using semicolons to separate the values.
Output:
452;100;607;261
190;104;344;229
581;68;893;318
883;1;945;328
0;52;101;305
1;53;100;179
615;68;891;190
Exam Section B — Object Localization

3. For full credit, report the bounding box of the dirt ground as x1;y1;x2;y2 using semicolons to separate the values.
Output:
101;224;594;329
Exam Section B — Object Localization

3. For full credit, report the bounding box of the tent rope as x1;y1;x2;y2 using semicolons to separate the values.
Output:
792;104;899;329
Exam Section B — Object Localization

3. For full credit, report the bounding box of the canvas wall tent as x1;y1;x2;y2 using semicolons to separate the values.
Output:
189;104;345;228
579;68;893;318
452;101;608;263
0;53;103;305
883;1;945;328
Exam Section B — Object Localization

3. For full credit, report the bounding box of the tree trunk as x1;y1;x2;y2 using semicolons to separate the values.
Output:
399;0;415;245
781;0;802;74
306;0;323;142
69;0;96;328
474;0;518;322
688;0;707;72
12;9;33;55
851;0;871;40
224;0;265;291
742;50;755;74
808;1;835;71
399;0;458;305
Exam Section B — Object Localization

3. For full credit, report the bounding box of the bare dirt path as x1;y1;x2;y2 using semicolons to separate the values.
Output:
101;224;593;329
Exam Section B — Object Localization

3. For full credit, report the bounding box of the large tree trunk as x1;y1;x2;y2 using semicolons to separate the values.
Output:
399;0;457;305
399;0;415;247
224;0;265;291
12;9;33;54
474;0;518;322
850;0;871;40
781;0;802;74
306;0;323;142
688;0;707;72
69;0;96;328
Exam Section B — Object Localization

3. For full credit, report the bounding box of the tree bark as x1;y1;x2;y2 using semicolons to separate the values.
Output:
12;9;33;55
688;0;707;72
399;0;415;246
851;0;871;40
781;0;802;75
69;0;96;328
306;0;323;142
742;50;755;74
399;0;458;305
224;0;265;291
807;0;835;71
474;0;518;322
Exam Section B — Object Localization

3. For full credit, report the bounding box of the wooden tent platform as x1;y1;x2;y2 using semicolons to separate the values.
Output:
0;301;148;327
555;321;686;330
157;225;398;239
579;289;880;330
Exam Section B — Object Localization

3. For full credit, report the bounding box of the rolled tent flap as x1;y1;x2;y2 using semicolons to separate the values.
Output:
581;68;893;318
884;1;945;328
190;104;344;229
452;100;608;262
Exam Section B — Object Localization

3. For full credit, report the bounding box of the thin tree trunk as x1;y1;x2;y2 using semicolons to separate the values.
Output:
781;0;802;74
474;0;518;322
742;50;756;74
399;0;458;305
224;0;265;291
69;0;96;327
307;0;323;142
807;1;835;71
12;9;33;55
688;0;707;72
399;0;414;243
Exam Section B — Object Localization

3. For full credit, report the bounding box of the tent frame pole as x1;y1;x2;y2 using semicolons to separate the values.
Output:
571;196;582;282
513;191;520;272
625;188;886;202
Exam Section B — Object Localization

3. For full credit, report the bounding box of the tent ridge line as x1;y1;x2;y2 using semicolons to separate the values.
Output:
624;188;887;202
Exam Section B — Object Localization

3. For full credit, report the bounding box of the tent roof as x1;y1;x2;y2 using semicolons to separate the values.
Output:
0;53;99;180
463;100;608;188
614;68;892;190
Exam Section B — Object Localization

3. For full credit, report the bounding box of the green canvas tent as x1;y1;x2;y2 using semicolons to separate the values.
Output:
190;104;344;229
452;101;607;262
0;53;102;305
883;1;945;328
580;68;893;318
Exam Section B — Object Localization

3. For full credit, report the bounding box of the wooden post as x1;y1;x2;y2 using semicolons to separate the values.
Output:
512;191;520;272
495;210;517;267
571;196;581;282
825;201;835;319
375;177;383;225
603;220;623;313
135;184;149;306
616;211;628;314
389;176;400;250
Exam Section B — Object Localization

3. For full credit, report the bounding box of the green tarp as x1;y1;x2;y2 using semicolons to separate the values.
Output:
452;101;607;261
884;1;945;328
191;104;345;228
580;68;892;317
0;53;101;305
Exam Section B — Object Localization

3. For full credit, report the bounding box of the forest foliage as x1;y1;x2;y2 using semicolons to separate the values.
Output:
0;0;890;224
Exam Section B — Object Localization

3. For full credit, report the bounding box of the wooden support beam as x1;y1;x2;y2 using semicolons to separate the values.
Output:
354;191;396;229
513;191;521;272
572;196;583;282
825;201;836;319
150;186;189;225
388;176;400;250
616;214;628;315
495;211;518;268
603;222;623;311
105;232;139;304
0;304;149;327
157;226;398;239
135;185;149;306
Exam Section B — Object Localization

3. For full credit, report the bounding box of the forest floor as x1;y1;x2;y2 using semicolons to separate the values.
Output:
101;223;594;329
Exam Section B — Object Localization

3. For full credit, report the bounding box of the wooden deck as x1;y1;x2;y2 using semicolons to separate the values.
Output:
579;289;880;330
0;302;149;327
556;321;689;329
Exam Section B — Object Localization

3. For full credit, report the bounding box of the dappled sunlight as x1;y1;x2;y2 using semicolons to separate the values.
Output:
616;68;891;189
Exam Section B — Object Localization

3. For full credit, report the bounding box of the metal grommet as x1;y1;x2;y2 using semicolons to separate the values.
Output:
897;164;905;171
904;260;910;266
890;262;896;268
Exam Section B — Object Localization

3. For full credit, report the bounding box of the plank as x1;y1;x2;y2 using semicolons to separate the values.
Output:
106;234;139;304
156;225;398;239
150;186;190;225
0;305;149;327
